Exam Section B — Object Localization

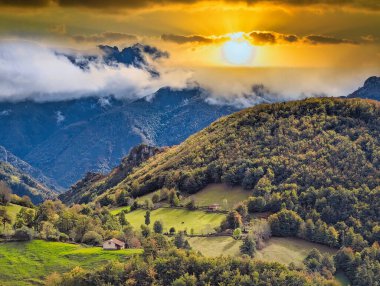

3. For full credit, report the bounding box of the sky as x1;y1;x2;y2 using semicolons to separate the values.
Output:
0;0;379;103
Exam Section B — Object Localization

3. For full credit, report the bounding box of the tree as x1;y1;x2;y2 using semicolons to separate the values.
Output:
233;228;242;240
119;211;128;226
153;220;163;234
247;196;266;213
82;231;103;245
172;273;197;286
141;224;151;238
14;207;34;229
144;210;151;226
235;204;248;220
116;190;129;206
222;211;243;230
152;193;160;204
0;207;11;231
0;181;11;205
268;210;303;237
13;226;33;241
174;231;191;249
240;235;256;257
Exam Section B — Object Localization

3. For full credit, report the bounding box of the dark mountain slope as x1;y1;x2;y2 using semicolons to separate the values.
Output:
95;97;380;201
0;88;237;187
347;76;380;101
59;144;163;204
0;162;56;204
0;146;62;192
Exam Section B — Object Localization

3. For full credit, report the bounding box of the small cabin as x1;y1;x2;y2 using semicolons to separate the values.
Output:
103;238;125;250
208;204;221;212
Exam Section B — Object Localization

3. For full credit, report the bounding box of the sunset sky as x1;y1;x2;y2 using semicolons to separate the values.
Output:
1;0;380;102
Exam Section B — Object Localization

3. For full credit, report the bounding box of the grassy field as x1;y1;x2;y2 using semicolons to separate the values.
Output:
188;236;241;257
187;236;336;262
110;205;131;215
183;184;251;210
0;240;142;286
125;208;225;235
255;237;337;266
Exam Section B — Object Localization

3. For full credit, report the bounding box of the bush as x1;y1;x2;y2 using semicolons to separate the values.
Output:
59;232;69;242
13;226;33;241
81;231;103;246
240;235;256;257
268;210;303;237
153;220;163;234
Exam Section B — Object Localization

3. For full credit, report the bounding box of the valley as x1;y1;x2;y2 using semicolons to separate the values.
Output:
1;97;380;285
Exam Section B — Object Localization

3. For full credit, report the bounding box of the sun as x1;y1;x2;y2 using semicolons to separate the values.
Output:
222;33;255;65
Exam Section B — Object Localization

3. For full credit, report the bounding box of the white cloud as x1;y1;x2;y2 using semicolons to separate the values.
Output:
0;41;191;101
0;40;377;107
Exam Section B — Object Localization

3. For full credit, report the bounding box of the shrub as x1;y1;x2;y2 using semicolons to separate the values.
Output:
13;226;33;241
240;235;256;257
81;231;103;246
268;210;303;237
153;220;163;234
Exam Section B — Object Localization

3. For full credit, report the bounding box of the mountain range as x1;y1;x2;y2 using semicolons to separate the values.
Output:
0;88;238;189
64;97;380;206
0;75;379;203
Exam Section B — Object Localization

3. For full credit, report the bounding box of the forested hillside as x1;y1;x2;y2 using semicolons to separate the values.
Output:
95;98;380;196
0;162;55;204
85;98;380;246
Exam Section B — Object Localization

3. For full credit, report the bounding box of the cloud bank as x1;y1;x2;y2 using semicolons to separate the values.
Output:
0;41;377;108
162;31;359;46
0;41;191;101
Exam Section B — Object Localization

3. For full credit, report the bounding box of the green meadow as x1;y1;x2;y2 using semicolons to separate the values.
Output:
0;240;142;286
125;208;225;234
188;236;242;257
183;184;251;210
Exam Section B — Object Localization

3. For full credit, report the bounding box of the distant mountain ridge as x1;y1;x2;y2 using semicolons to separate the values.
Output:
59;144;163;204
0;161;56;204
0;88;238;187
347;76;380;101
0;146;62;193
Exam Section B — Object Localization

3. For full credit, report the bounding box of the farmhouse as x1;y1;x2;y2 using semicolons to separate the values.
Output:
102;238;125;250
208;204;221;211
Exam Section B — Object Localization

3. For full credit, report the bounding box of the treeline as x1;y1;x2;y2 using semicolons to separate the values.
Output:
103;98;380;197
45;246;335;286
0;198;143;249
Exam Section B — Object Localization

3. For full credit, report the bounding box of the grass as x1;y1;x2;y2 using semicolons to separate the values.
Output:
187;236;337;262
188;236;348;286
125;208;225;235
0;240;142;286
110;205;130;216
255;237;337;266
188;236;241;257
183;184;251;210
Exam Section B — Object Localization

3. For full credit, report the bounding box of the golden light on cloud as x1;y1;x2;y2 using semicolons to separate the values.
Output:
221;33;256;65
